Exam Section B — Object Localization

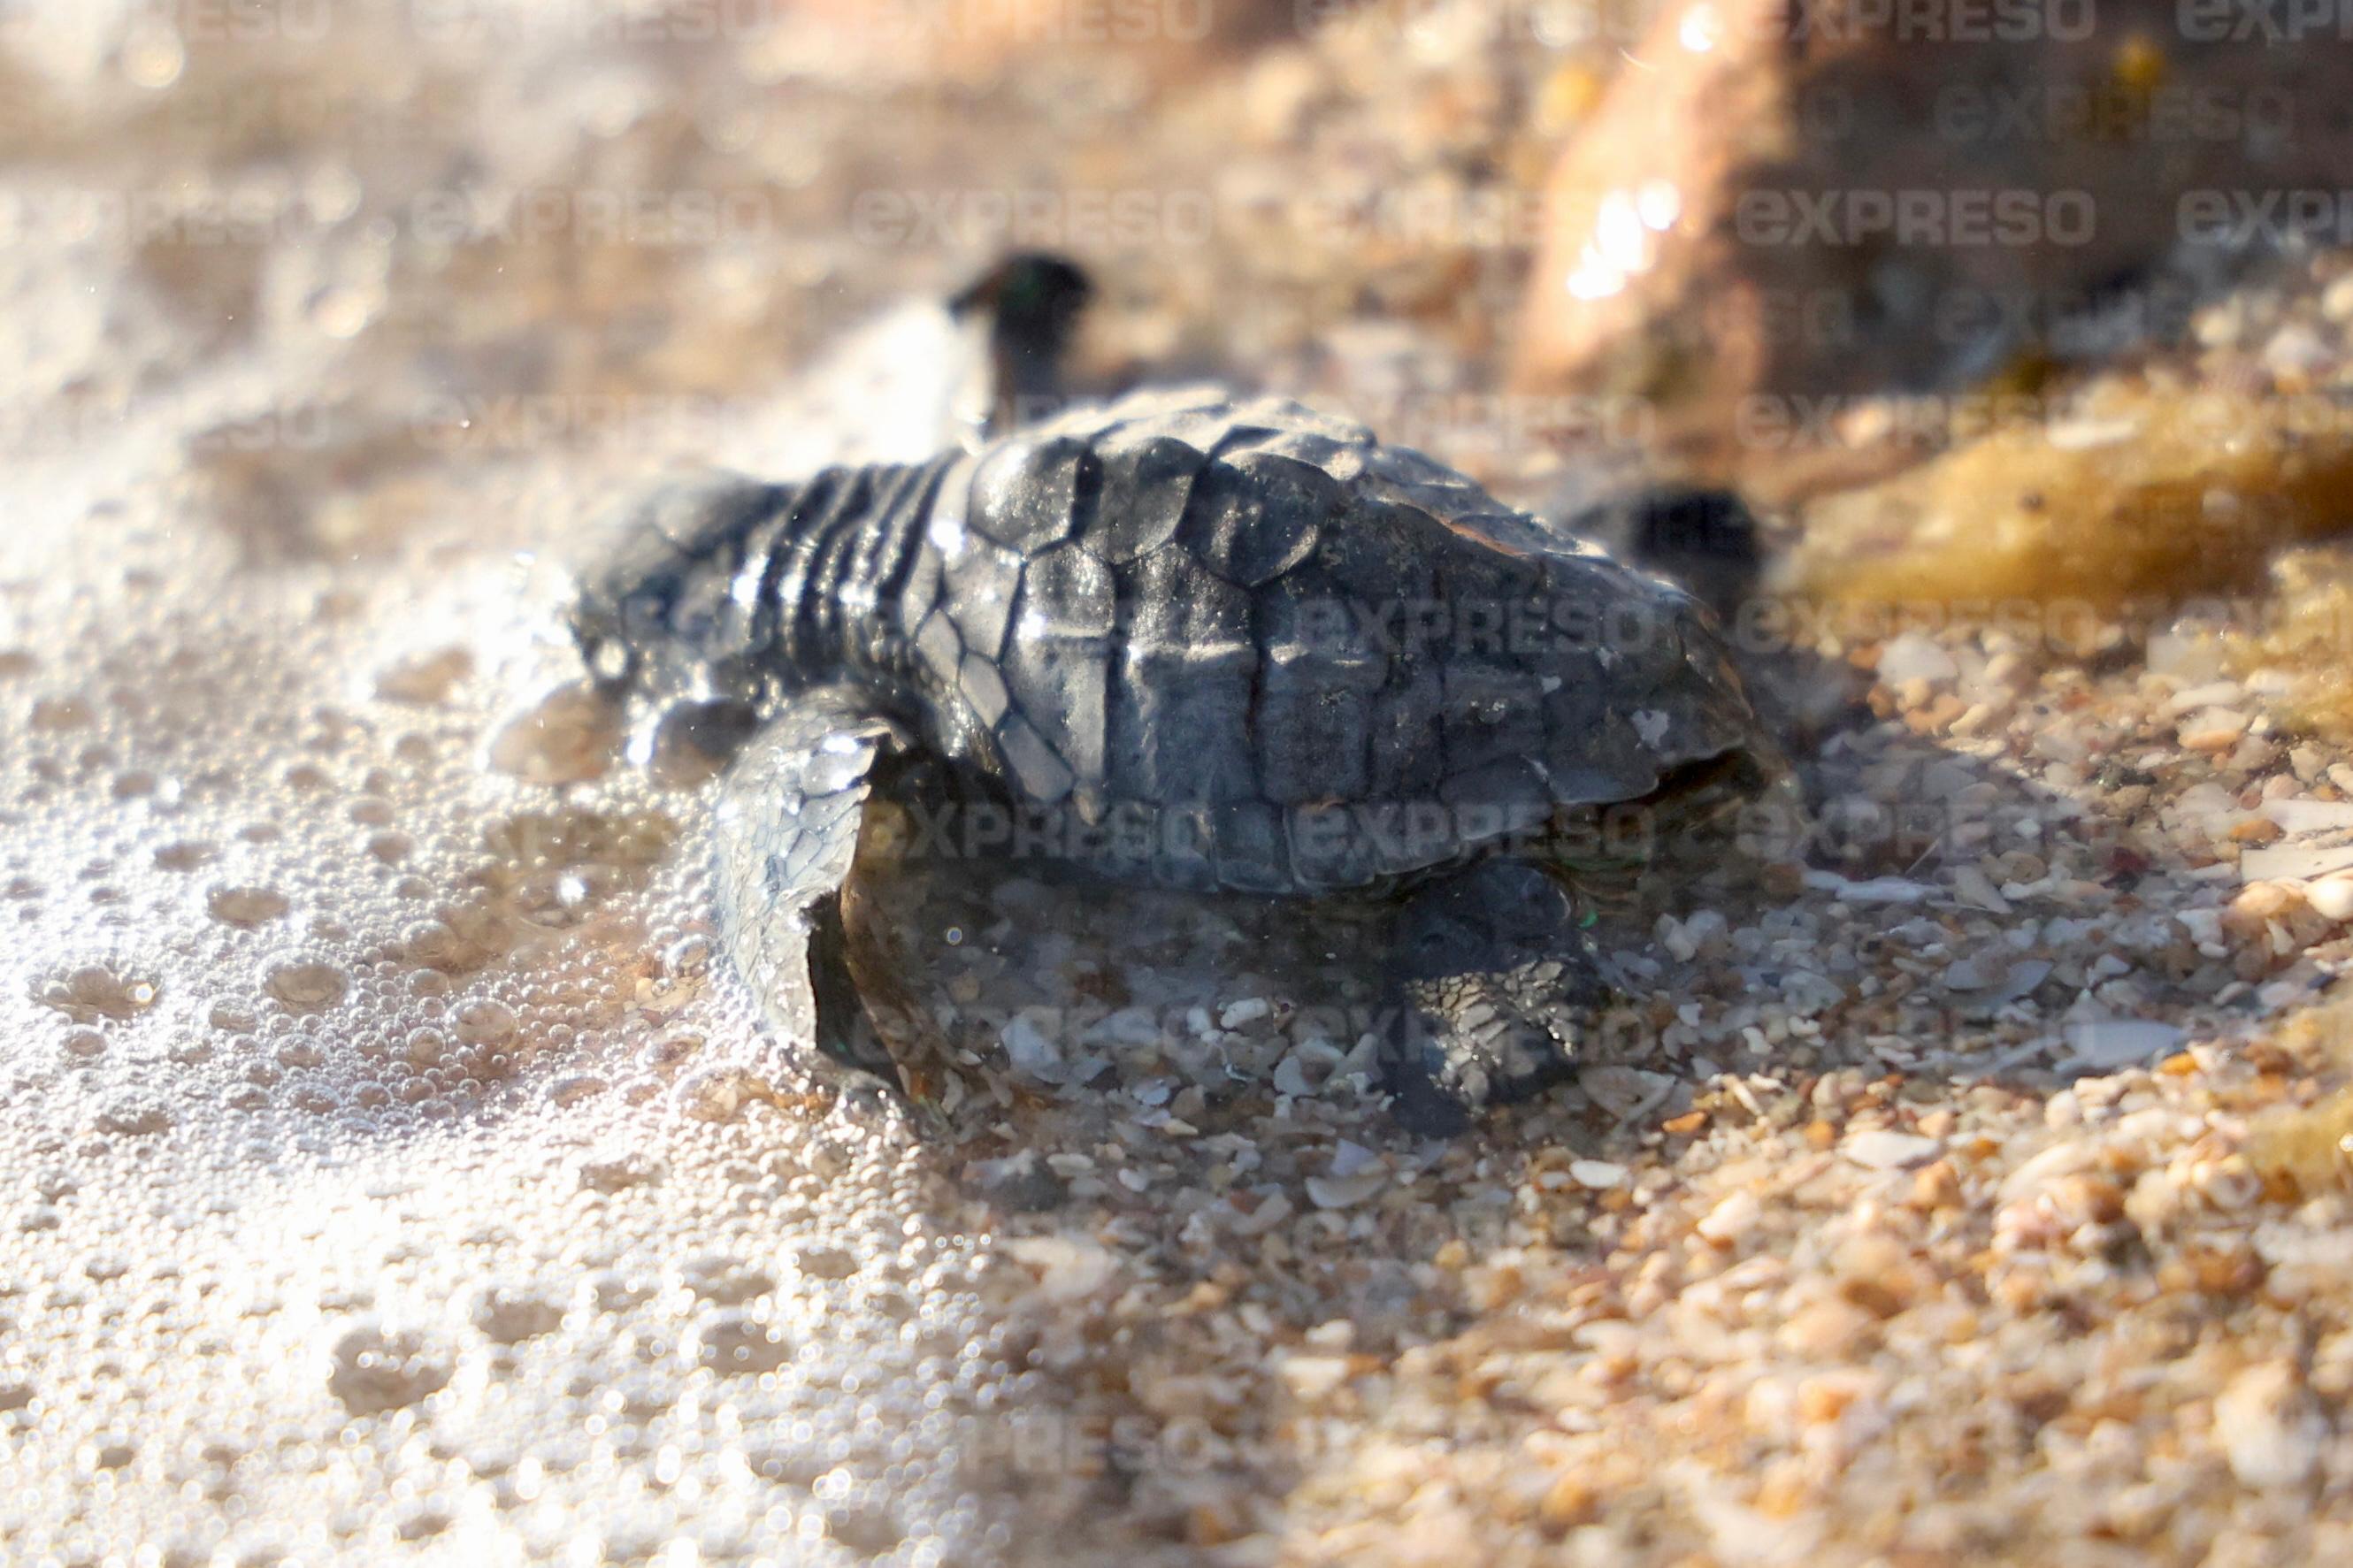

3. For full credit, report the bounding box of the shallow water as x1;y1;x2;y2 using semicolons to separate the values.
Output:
0;12;1214;1562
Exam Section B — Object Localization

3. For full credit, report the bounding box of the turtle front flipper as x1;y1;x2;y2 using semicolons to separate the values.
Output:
712;686;909;1086
1383;860;1613;1137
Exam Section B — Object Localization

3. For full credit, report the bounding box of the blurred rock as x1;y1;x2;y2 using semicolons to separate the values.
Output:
1509;0;1790;447
1511;0;2353;476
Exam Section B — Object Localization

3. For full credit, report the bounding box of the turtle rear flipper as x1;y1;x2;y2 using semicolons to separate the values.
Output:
713;687;909;1086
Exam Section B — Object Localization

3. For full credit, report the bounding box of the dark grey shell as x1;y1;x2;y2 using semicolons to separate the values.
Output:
890;386;1776;894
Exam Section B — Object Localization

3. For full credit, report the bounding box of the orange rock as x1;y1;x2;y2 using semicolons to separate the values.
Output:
1509;0;2353;486
1508;0;1788;445
1188;1500;1248;1547
1794;1373;1860;1423
1538;1476;1600;1532
1909;1160;1961;1212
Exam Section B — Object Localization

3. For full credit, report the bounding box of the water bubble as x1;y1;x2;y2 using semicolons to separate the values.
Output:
119;19;185;88
326;1324;450;1416
488;683;622;785
468;1286;563;1344
547;1075;607;1107
94;1102;172;1136
30;697;93;732
660;936;711;979
454;999;517;1045
373;648;473;707
208;886;290;928
263;957;349;1013
34;962;158;1022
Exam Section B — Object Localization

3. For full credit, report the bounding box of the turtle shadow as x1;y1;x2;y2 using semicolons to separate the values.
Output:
832;616;2307;1546
862;618;2249;1159
1636;626;2242;1091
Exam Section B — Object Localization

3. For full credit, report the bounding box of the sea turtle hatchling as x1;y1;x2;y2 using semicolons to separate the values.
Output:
576;383;1781;1133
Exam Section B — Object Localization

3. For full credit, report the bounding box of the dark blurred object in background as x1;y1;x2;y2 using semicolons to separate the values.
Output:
1566;482;1766;623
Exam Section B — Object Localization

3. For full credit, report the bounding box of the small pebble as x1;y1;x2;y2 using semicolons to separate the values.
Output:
2308;875;2353;922
1001;1014;1061;1073
2214;1361;2326;1488
2062;1020;2185;1071
1568;1159;1628;1189
1843;1130;1942;1171
1276;1354;1353;1400
1695;1189;1761;1244
1876;632;1957;685
1305;1170;1386;1211
2179;708;2250;751
1218;997;1273;1029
